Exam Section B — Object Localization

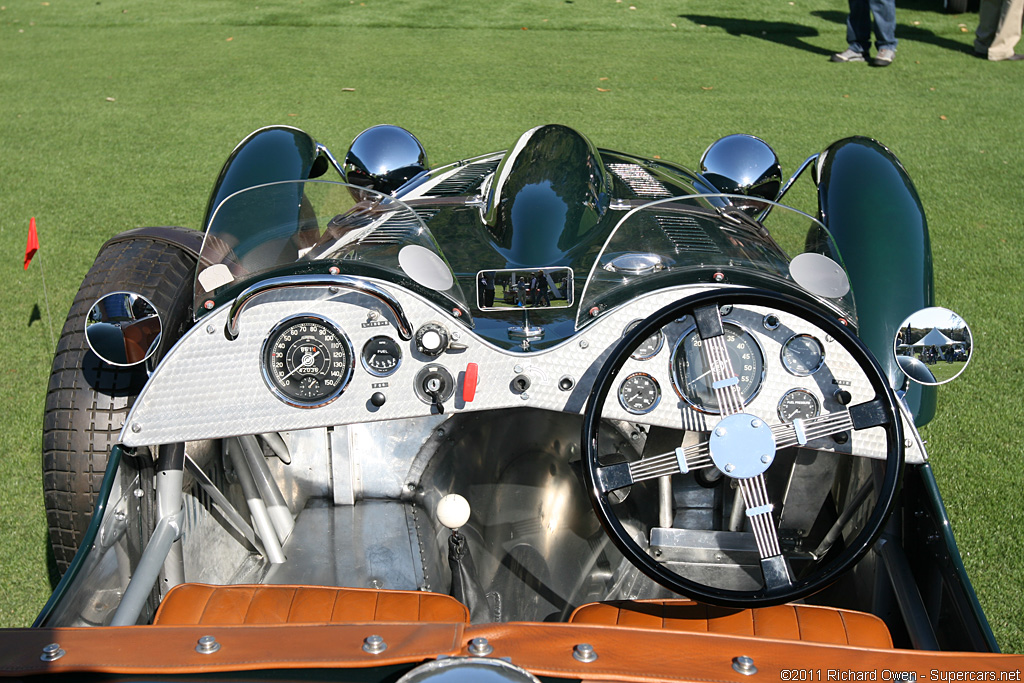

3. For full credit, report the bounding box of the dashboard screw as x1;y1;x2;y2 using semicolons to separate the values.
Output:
579;340;589;349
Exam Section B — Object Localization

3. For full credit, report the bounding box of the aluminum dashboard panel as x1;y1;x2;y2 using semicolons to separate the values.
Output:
121;279;908;461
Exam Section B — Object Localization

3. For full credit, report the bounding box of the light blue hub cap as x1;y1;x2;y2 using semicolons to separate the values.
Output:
708;413;777;479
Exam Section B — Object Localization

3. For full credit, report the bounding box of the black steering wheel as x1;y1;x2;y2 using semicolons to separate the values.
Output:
581;289;904;607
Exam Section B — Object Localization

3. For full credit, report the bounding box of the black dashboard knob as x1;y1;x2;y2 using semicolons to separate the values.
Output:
370;392;386;407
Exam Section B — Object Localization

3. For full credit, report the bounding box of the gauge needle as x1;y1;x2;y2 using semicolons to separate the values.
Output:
282;349;319;380
687;359;727;386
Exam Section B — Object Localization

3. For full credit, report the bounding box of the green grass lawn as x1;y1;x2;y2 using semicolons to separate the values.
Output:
2;0;1022;652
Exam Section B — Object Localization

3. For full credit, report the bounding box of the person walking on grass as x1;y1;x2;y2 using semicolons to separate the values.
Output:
831;0;898;66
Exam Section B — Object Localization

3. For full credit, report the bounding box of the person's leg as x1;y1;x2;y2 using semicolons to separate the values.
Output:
845;0;872;52
975;0;1003;54
868;0;898;50
986;0;1024;60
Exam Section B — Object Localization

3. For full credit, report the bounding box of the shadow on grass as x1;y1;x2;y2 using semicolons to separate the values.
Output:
679;15;834;56
679;12;976;58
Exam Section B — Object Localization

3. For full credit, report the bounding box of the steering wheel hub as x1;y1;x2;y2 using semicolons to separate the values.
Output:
708;413;777;479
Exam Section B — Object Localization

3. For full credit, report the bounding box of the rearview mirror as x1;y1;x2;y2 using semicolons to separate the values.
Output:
85;292;162;367
476;267;574;311
893;307;972;386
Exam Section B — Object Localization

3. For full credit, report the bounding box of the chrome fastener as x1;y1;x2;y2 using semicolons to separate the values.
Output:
732;655;757;675
40;643;65;662
196;636;220;654
363;635;387;654
573;643;598;663
468;637;494;656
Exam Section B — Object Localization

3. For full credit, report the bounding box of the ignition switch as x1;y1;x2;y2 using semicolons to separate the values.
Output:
414;365;455;414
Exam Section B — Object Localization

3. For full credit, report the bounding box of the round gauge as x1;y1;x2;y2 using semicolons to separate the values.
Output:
623;320;665;361
262;316;353;407
361;335;403;376
618;372;661;415
781;334;825;376
778;389;821;422
671;323;765;413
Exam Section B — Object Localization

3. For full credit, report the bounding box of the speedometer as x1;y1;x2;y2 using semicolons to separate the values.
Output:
262;315;353;407
671;322;764;413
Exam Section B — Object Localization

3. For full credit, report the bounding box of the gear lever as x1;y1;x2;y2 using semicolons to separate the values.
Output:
437;494;489;622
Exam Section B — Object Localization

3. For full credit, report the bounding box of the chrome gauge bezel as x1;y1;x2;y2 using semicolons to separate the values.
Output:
777;388;821;423
360;335;403;377
260;314;354;408
623;319;665;361
781;333;825;376
617;372;662;415
669;321;766;415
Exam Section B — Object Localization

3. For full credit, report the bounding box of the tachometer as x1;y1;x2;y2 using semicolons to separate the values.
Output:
262;315;353;407
671;323;764;413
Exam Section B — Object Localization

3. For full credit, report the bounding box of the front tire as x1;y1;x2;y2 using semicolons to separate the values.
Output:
42;232;197;576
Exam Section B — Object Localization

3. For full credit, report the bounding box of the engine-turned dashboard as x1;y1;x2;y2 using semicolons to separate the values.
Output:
122;277;919;463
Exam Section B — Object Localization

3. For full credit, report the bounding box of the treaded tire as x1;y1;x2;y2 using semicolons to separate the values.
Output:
43;232;197;576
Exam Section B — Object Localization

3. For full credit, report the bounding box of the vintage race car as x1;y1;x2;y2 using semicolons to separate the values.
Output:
5;124;1019;679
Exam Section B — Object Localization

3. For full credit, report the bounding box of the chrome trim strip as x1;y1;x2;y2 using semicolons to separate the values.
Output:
226;274;413;341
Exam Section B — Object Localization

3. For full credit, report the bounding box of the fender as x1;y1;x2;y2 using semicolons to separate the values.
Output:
815;136;936;426
201;126;334;232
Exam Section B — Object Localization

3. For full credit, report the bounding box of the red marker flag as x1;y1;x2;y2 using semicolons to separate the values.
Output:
24;217;39;270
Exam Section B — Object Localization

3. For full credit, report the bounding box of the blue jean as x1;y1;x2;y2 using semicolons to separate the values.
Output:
846;0;898;52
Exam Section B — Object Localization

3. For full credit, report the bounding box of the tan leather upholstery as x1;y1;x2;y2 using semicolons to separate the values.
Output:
569;599;893;648
152;584;470;626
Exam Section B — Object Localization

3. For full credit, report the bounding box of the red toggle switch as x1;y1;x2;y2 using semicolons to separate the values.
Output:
463;363;479;402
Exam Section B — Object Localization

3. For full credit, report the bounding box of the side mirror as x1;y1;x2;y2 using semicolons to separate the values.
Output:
85;292;163;367
893;307;972;386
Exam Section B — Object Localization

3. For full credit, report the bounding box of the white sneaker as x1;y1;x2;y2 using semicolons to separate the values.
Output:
831;48;868;62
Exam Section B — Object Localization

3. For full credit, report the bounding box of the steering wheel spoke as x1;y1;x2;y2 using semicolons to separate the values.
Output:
596;444;713;494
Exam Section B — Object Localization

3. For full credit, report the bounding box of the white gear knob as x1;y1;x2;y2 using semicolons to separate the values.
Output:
437;493;471;530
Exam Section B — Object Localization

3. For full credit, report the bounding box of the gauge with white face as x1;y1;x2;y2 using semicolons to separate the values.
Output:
618;372;661;414
262;316;353;407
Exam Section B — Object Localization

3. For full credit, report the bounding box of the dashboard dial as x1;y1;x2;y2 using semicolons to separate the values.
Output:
623;320;665;360
618;372;661;414
781;334;825;376
778;389;821;422
361;335;402;376
671;323;764;413
262;316;353;407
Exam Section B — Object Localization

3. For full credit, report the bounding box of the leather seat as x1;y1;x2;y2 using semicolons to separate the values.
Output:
152;584;470;626
569;599;892;648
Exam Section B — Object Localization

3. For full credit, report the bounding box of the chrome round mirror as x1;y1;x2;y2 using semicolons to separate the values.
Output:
343;124;428;195
894;307;973;386
85;292;162;367
699;134;782;209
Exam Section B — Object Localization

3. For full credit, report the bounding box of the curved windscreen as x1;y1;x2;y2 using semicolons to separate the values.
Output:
194;180;469;318
576;195;857;328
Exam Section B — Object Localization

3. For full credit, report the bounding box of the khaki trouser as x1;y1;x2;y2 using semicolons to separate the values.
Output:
975;0;1024;61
